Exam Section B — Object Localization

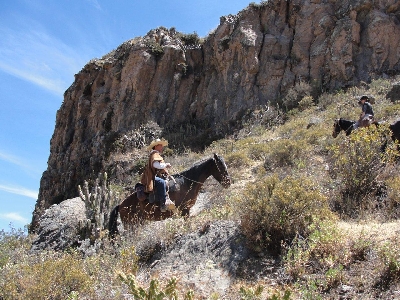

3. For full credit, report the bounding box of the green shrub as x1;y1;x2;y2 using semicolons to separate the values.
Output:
384;176;400;218
247;143;270;160
284;219;346;280
239;174;333;253
378;237;400;281
239;284;264;299
118;273;194;300
348;231;373;261
0;228;30;268
264;138;309;169
369;78;393;96
267;290;291;300
281;81;312;111
225;151;252;168
380;103;400;118
145;41;164;57
178;32;201;46
329;125;395;217
324;265;344;289
120;246;139;274
298;96;315;111
0;251;93;300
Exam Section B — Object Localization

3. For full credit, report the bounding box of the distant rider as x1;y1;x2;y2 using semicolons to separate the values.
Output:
353;95;374;129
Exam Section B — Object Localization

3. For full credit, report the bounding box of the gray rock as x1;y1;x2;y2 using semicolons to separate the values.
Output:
30;197;87;251
386;82;400;102
144;220;250;297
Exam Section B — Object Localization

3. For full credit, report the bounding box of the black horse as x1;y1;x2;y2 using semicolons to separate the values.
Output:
333;118;400;143
332;118;356;137
389;120;400;144
108;153;231;237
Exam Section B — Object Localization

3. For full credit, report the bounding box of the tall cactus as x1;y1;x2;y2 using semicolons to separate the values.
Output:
78;172;120;241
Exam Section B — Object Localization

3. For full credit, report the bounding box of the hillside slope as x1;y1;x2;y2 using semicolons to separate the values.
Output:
32;0;400;232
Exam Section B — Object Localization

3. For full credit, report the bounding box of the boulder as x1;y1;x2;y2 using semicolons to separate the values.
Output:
386;82;400;102
31;197;87;251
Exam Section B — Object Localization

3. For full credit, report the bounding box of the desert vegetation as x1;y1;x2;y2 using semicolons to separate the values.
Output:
1;77;400;299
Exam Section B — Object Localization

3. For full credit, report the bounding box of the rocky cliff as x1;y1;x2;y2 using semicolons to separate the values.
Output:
31;0;400;231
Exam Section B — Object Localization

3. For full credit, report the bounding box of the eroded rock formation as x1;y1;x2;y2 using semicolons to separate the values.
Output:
31;0;400;231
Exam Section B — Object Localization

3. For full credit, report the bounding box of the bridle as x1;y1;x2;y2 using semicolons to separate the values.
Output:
212;156;231;186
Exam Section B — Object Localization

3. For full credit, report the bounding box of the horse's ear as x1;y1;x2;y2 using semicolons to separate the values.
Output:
213;153;218;160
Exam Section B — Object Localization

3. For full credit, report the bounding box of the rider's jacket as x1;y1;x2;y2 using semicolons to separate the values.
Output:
140;150;165;193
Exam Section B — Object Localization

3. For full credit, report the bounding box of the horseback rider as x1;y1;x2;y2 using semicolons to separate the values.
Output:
140;139;175;212
353;95;375;129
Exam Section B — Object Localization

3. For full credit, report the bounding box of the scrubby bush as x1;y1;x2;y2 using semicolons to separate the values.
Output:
329;125;395;217
178;32;201;46
284;220;346;281
0;250;93;300
0;230;141;299
282;81;312;111
0;227;30;268
298;96;315;111
225;150;252;168
239;284;264;299
145;41;164;57
264;138;309;170
239;174;334;253
378;236;400;282
384;175;400;218
118;273;194;300
247;142;270;160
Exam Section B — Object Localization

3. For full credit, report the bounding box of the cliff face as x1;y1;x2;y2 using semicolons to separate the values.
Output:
32;0;400;230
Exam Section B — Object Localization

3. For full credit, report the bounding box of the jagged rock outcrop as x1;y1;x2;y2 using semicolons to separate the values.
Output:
31;0;400;231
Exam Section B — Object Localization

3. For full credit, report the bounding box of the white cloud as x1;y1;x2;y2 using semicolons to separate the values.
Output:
0;151;30;169
86;0;102;10
0;21;86;96
0;184;38;200
0;150;41;178
0;61;66;95
0;212;29;224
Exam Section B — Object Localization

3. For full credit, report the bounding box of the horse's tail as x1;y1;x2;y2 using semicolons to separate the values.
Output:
108;205;119;238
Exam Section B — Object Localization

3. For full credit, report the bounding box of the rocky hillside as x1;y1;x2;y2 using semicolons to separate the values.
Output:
32;0;400;231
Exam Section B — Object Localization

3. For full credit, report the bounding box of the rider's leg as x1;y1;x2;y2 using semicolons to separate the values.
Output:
154;176;167;206
154;176;175;212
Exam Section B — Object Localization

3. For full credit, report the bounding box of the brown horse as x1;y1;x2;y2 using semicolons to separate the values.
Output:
108;153;231;237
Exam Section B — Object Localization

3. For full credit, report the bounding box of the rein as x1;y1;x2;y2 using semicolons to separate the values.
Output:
178;174;204;185
177;157;224;185
344;122;354;135
175;157;228;203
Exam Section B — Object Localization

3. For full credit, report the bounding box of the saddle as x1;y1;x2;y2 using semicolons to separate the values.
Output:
134;177;180;204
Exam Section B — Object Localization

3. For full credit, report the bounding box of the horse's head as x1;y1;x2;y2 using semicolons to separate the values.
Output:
212;153;231;188
332;119;341;138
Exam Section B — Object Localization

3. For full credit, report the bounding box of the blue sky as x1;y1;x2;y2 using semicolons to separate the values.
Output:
0;0;254;232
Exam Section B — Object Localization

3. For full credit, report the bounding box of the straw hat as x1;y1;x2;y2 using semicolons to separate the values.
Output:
147;138;168;150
